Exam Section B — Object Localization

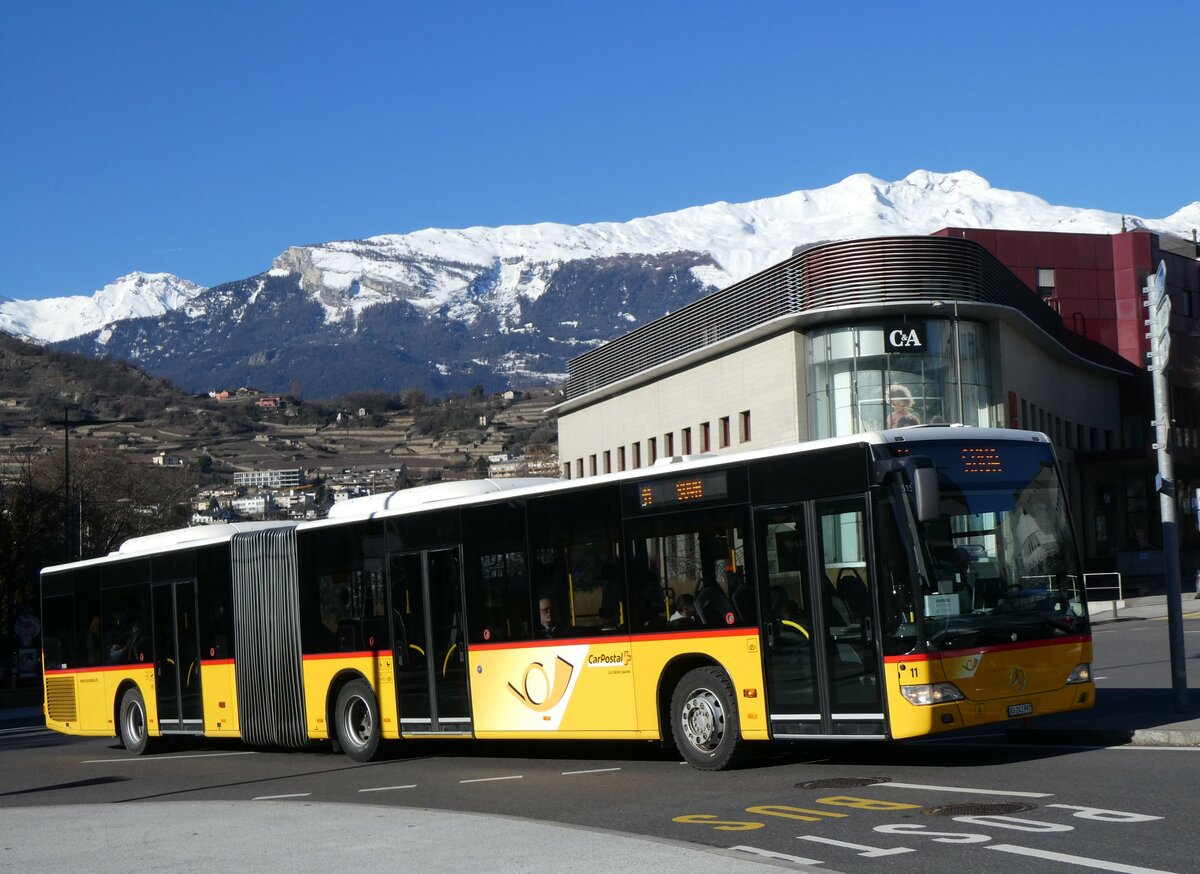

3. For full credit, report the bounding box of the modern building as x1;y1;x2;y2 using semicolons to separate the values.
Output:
232;468;304;489
551;229;1200;591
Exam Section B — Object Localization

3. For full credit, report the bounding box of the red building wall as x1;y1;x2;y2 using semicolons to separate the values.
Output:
935;228;1155;368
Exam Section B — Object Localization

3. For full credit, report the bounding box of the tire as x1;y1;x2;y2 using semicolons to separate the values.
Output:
118;687;152;755
334;679;382;762
670;666;742;771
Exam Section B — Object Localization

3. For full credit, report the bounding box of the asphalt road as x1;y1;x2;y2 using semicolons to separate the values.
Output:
2;616;1197;874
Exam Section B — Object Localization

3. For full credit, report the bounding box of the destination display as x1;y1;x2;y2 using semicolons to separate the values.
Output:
638;469;728;508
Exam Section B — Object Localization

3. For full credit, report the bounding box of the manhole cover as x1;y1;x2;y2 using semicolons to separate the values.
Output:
795;777;889;789
923;801;1037;817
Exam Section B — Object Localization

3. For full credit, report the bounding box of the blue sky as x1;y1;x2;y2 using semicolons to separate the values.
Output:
3;1;1197;300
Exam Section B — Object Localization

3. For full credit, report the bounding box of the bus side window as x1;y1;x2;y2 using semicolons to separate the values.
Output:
463;501;532;644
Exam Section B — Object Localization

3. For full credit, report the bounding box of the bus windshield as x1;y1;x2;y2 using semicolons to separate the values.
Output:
894;438;1087;648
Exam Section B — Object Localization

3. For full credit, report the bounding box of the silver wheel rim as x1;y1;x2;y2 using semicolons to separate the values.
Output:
681;687;724;753
125;700;145;745
342;695;372;749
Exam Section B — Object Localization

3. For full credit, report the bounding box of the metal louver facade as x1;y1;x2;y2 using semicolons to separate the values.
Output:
231;526;308;748
563;235;1063;401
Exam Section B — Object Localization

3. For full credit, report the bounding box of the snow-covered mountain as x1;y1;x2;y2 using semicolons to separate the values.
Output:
0;272;205;343
28;171;1200;398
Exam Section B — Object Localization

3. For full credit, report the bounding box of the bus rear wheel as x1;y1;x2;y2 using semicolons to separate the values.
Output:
118;687;152;755
335;680;382;762
670;666;742;771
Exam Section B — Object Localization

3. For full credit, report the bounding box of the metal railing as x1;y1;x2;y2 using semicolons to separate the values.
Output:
1083;571;1124;620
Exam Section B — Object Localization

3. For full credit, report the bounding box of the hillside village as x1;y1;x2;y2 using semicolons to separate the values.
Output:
179;386;560;522
0;338;561;526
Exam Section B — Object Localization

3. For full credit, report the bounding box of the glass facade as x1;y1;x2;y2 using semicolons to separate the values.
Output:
807;320;992;438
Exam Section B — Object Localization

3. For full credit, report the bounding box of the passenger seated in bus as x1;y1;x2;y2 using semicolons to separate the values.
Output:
125;619;147;663
538;596;557;638
669;594;697;626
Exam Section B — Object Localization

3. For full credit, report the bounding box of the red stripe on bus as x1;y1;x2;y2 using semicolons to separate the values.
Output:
470;626;752;652
302;650;383;661
43;662;146;676
200;658;235;666
883;634;1091;664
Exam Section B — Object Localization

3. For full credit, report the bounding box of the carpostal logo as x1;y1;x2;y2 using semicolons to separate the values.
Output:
586;650;630;668
508;655;575;712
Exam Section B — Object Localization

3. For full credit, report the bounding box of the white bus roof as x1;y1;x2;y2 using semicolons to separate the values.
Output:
42;426;1050;573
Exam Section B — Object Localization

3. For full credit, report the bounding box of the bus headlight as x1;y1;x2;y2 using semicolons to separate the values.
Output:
900;682;965;706
1066;663;1092;684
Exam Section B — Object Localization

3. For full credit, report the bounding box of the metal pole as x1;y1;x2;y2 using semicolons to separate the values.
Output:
1146;264;1188;711
953;301;965;424
63;405;71;562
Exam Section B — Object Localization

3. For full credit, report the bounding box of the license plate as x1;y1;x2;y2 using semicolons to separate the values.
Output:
1008;703;1033;717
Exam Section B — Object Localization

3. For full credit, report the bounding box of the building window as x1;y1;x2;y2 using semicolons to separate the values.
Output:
1037;268;1055;298
719;416;731;448
575;458;584;479
562;463;571;479
589;454;597;476
632;442;641;468
739;410;751;443
664;432;674;457
618;446;626;472
700;422;711;452
603;450;612;474
648;437;657;465
681;427;692;455
807;321;993;439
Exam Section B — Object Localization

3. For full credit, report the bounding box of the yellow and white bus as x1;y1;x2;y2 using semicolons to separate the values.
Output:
40;427;1094;770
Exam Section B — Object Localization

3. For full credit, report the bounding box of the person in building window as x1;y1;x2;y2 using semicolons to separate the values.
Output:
887;384;920;428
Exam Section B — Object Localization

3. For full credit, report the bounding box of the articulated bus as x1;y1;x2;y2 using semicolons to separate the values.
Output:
40;427;1094;770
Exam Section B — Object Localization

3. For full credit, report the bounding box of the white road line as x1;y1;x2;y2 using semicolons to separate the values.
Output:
876;781;1053;798
359;784;418;792
253;793;311;800
987;842;1178;873
730;845;824;866
459;775;523;784
1111;745;1200;752
799;835;914;857
81;751;258;764
561;767;621;775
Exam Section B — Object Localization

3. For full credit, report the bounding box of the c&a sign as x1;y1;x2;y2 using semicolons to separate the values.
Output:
884;323;926;353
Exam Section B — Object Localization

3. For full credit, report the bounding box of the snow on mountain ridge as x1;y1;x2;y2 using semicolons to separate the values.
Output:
0;272;206;344
276;169;1181;329
10;171;1200;345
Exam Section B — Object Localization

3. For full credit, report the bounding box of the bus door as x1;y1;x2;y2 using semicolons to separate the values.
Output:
389;548;471;735
757;497;885;738
151;579;203;733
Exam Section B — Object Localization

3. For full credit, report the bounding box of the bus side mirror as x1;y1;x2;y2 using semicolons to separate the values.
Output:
913;467;940;522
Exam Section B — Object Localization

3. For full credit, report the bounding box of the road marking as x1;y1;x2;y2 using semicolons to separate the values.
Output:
253;793;311;800
730;845;824;865
81;751;258;763
987;843;1178;873
459;775;523;784
1111;745;1200;752
877;781;1052;798
799;835;914;857
359;784;417;793
562;767;621;775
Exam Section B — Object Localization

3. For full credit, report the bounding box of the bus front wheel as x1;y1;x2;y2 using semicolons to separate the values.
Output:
670;666;742;771
334;680;382;762
118;687;152;755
